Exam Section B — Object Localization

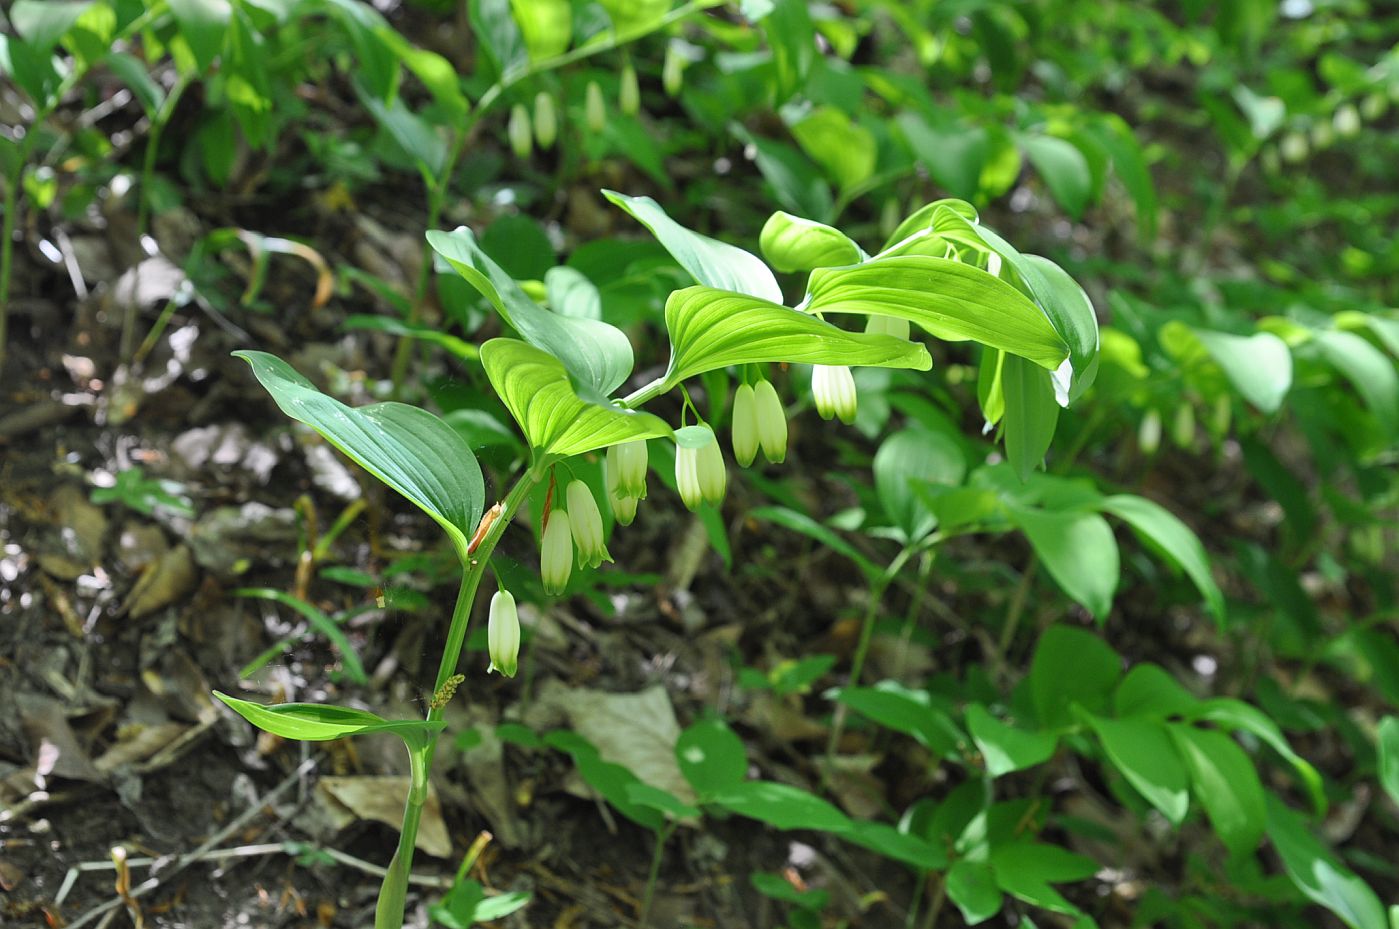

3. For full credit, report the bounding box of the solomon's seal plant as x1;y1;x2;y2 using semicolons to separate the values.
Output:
216;191;1096;928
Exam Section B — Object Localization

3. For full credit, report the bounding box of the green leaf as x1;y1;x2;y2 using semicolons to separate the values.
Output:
676;719;748;798
1193;329;1293;413
1030;626;1121;730
603;191;783;303
759;212;862;274
832;682;963;757
11;0;93;52
1086;714;1190;825
1009;506;1119;621
1170;725;1265;855
873;428;965;541
480;339;671;461
661;286;931;386
167;0;231;71
1379;717;1399;808
805;256;1069;370
989;842;1098;914
1001;356;1060;480
790;106;875;191
947;859;1003;925
1266;797;1387;929
429;227;635;396
1191;698;1325;813
1114;664;1197;719
233;351;483;558
1313;329;1399;437
213;692;445;746
966;704;1057;778
1022;135;1093;219
1100;494;1225;624
709;781;851;833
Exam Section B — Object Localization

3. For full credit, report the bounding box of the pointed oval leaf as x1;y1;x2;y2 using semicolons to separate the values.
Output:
663;286;930;386
805;256;1068;369
481;339;671;460
1101;494;1225;624
428;227;634;396
603;190;783;303
214;692;446;745
234;351;483;557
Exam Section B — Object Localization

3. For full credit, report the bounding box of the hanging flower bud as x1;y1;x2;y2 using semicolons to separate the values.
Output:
540;509;572;595
676;427;726;510
607;440;648;500
753;379;787;463
619;60;640;116
865;314;910;341
487;590;520;677
609;487;638;526
662;43;685;98
586;80;606;133
812;365;857;424
731;383;759;467
565;480;609;568
508;104;532;158
533;91;558;150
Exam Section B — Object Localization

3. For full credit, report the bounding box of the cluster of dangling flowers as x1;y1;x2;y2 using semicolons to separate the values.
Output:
490;334;902;678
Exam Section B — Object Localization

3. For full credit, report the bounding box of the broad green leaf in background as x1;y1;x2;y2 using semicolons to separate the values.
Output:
1191;698;1324;812
429;227;635;397
234;351;484;558
661;286;931;386
1001;356;1060;480
1379;717;1399;808
759;212;862;274
873;427;965;541
1009;506;1119;621
214;692;445;746
709;781;851;832
1030;626;1121;730
805;257;1069;370
510;0;571;60
1170;724;1265;855
966;704;1057;777
1101;494;1225;623
1266;797;1387;929
989;842;1098;914
604;191;783;303
790;106;875;191
1193;328;1293;413
947;859;1003;925
168;0;233;72
480;339;671;460
1022;134;1093;220
11;0;94;52
832;682;963;758
676;718;748;797
1313;329;1399;436
1087;714;1190;824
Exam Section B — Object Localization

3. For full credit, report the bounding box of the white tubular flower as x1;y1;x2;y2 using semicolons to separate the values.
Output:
731;383;759;468
865;314;910;341
609;488;638;526
487;590;520;678
697;429;727;505
540;509;573;595
565;480;610;568
753;379;788;463
812;365;857;424
608;440;648;499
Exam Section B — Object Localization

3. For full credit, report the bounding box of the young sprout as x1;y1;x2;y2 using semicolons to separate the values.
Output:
540;509;573;595
565;480;609;568
675;427;726;511
731;383;759;467
752;379;788;463
487;590;520;677
534;92;558;149
812;365;857;424
508;104;533;158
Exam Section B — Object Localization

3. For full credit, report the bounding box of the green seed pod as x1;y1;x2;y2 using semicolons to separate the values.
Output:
586;81;606;133
619;61;640;116
508;103;533;159
662;43;685;98
534;91;558;150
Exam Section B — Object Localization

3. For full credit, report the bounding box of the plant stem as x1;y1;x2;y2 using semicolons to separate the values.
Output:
372;473;537;929
824;546;914;767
